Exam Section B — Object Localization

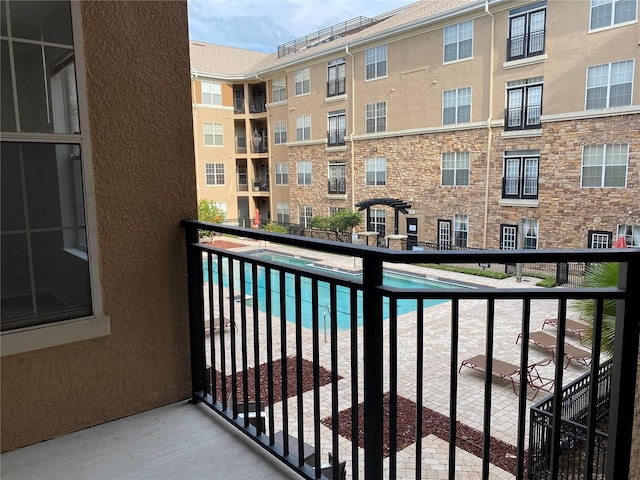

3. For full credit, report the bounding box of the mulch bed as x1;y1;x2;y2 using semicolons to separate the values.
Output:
202;239;247;249
213;356;341;404
321;393;523;474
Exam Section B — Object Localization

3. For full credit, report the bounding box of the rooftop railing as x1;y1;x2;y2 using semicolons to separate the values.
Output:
183;220;639;480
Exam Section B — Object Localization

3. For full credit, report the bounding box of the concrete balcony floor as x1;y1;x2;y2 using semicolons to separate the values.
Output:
1;401;302;480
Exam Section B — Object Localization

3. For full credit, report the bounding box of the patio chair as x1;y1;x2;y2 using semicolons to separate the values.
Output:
459;354;553;400
542;318;588;344
517;331;591;368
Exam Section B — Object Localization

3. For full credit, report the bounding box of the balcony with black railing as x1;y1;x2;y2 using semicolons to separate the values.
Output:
507;30;545;61
183;220;639;480
327;78;346;97
327;129;346;146
505;105;542;130
327;178;346;195
502;175;539;199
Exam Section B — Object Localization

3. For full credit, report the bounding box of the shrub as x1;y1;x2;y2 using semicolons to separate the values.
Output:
198;199;225;237
263;222;287;233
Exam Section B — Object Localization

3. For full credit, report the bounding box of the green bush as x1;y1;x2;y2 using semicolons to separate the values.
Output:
536;277;557;288
309;211;362;241
198;199;225;237
263;222;287;233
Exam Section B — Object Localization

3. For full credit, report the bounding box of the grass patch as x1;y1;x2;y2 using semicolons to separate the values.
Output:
535;276;557;288
417;264;512;280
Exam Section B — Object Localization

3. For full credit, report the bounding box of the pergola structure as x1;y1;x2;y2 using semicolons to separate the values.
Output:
355;198;412;236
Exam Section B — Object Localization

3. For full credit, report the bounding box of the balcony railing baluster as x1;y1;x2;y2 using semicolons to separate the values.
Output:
182;220;638;480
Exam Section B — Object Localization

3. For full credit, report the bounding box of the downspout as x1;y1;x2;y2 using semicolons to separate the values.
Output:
254;72;268;221
482;0;495;249
346;44;356;214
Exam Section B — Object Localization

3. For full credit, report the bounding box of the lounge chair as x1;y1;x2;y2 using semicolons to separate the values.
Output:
517;331;591;368
542;318;588;344
459;354;553;400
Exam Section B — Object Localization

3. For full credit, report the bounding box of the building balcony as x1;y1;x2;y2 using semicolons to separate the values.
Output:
327;129;346;146
327;178;346;194
180;221;638;480
253;180;269;192
502;176;539;199
507;31;545;62
504;106;541;130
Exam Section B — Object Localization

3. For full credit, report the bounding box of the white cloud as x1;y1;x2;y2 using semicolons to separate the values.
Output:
188;0;415;52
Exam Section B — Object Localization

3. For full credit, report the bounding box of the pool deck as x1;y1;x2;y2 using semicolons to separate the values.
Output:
202;236;596;479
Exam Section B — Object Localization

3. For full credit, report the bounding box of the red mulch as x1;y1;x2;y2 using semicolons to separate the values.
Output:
321;393;524;474
203;239;247;249
213;356;341;404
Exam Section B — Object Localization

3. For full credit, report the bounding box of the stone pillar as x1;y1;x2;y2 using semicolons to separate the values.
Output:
358;231;379;246
387;234;407;251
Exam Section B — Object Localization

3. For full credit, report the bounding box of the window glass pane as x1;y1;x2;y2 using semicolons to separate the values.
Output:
586;86;607;109
9;0;74;44
614;0;636;23
1;142;92;330
591;1;612;29
1;40;16;132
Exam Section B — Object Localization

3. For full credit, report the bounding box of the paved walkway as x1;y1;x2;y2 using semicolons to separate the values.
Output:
203;237;595;479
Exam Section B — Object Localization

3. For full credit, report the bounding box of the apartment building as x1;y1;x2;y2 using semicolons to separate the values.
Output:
189;0;639;249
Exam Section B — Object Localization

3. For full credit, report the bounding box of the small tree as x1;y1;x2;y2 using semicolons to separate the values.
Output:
263;222;287;233
572;262;618;355
310;211;362;241
198;199;225;237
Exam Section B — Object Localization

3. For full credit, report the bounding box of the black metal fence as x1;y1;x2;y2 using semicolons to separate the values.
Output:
183;219;639;480
529;360;613;479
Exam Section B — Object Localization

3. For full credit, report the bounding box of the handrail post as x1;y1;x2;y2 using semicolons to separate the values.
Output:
362;255;384;479
184;222;206;402
606;259;639;478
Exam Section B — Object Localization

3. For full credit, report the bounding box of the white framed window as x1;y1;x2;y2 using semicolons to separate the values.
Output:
202;81;222;105
588;230;612;248
204;123;223;146
297;160;312;185
272;77;286;102
327;59;346;97
590;0;637;30
205;163;225;185
441;152;470;186
295;114;311;141
237;164;247;189
365;157;386;186
365;101;387;133
503;151;539;199
276;203;290;223
586;59;634;109
329;207;346;216
454;214;468;248
274;120;287;144
506;77;543;130
328;163;346;194
617;224;640;246
370;208;386;241
443;19;473;63
443;87;471;124
522;218;539;249
581;144;628;187
365;45;387;80
508;3;546;61
327;110;346;146
275;163;289;185
294;67;310;96
299;205;313;228
1;0;101;333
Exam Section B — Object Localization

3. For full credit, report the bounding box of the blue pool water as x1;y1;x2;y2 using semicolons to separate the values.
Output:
204;251;464;330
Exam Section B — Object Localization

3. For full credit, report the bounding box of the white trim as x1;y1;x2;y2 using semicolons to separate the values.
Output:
501;128;542;138
1;315;111;357
266;100;288;108
502;54;547;70
542;105;640;123
195;104;234;111
498;198;539;207
588;18;637;34
325;94;347;103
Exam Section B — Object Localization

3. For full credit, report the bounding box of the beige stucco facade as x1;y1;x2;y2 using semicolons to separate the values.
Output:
1;1;196;452
190;0;638;249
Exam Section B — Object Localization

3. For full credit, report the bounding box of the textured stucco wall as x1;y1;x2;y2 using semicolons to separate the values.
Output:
1;1;196;452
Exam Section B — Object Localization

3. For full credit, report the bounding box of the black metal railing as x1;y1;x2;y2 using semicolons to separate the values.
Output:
529;360;613;479
183;219;639;480
252;180;269;192
502;175;539;199
328;178;346;194
327;78;346;97
327;129;346;146
507;30;545;61
505;105;542;130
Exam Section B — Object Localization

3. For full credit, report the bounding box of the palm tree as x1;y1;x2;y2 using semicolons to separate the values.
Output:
572;262;618;356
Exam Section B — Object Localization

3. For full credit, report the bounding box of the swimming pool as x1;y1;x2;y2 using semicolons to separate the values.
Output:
205;251;467;330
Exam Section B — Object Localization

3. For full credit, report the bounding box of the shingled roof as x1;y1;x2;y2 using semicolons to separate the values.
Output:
190;0;482;78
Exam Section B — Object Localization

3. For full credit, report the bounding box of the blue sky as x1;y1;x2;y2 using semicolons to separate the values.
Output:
187;0;416;52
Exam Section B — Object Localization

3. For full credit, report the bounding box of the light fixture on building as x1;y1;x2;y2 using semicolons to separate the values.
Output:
252;129;262;147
